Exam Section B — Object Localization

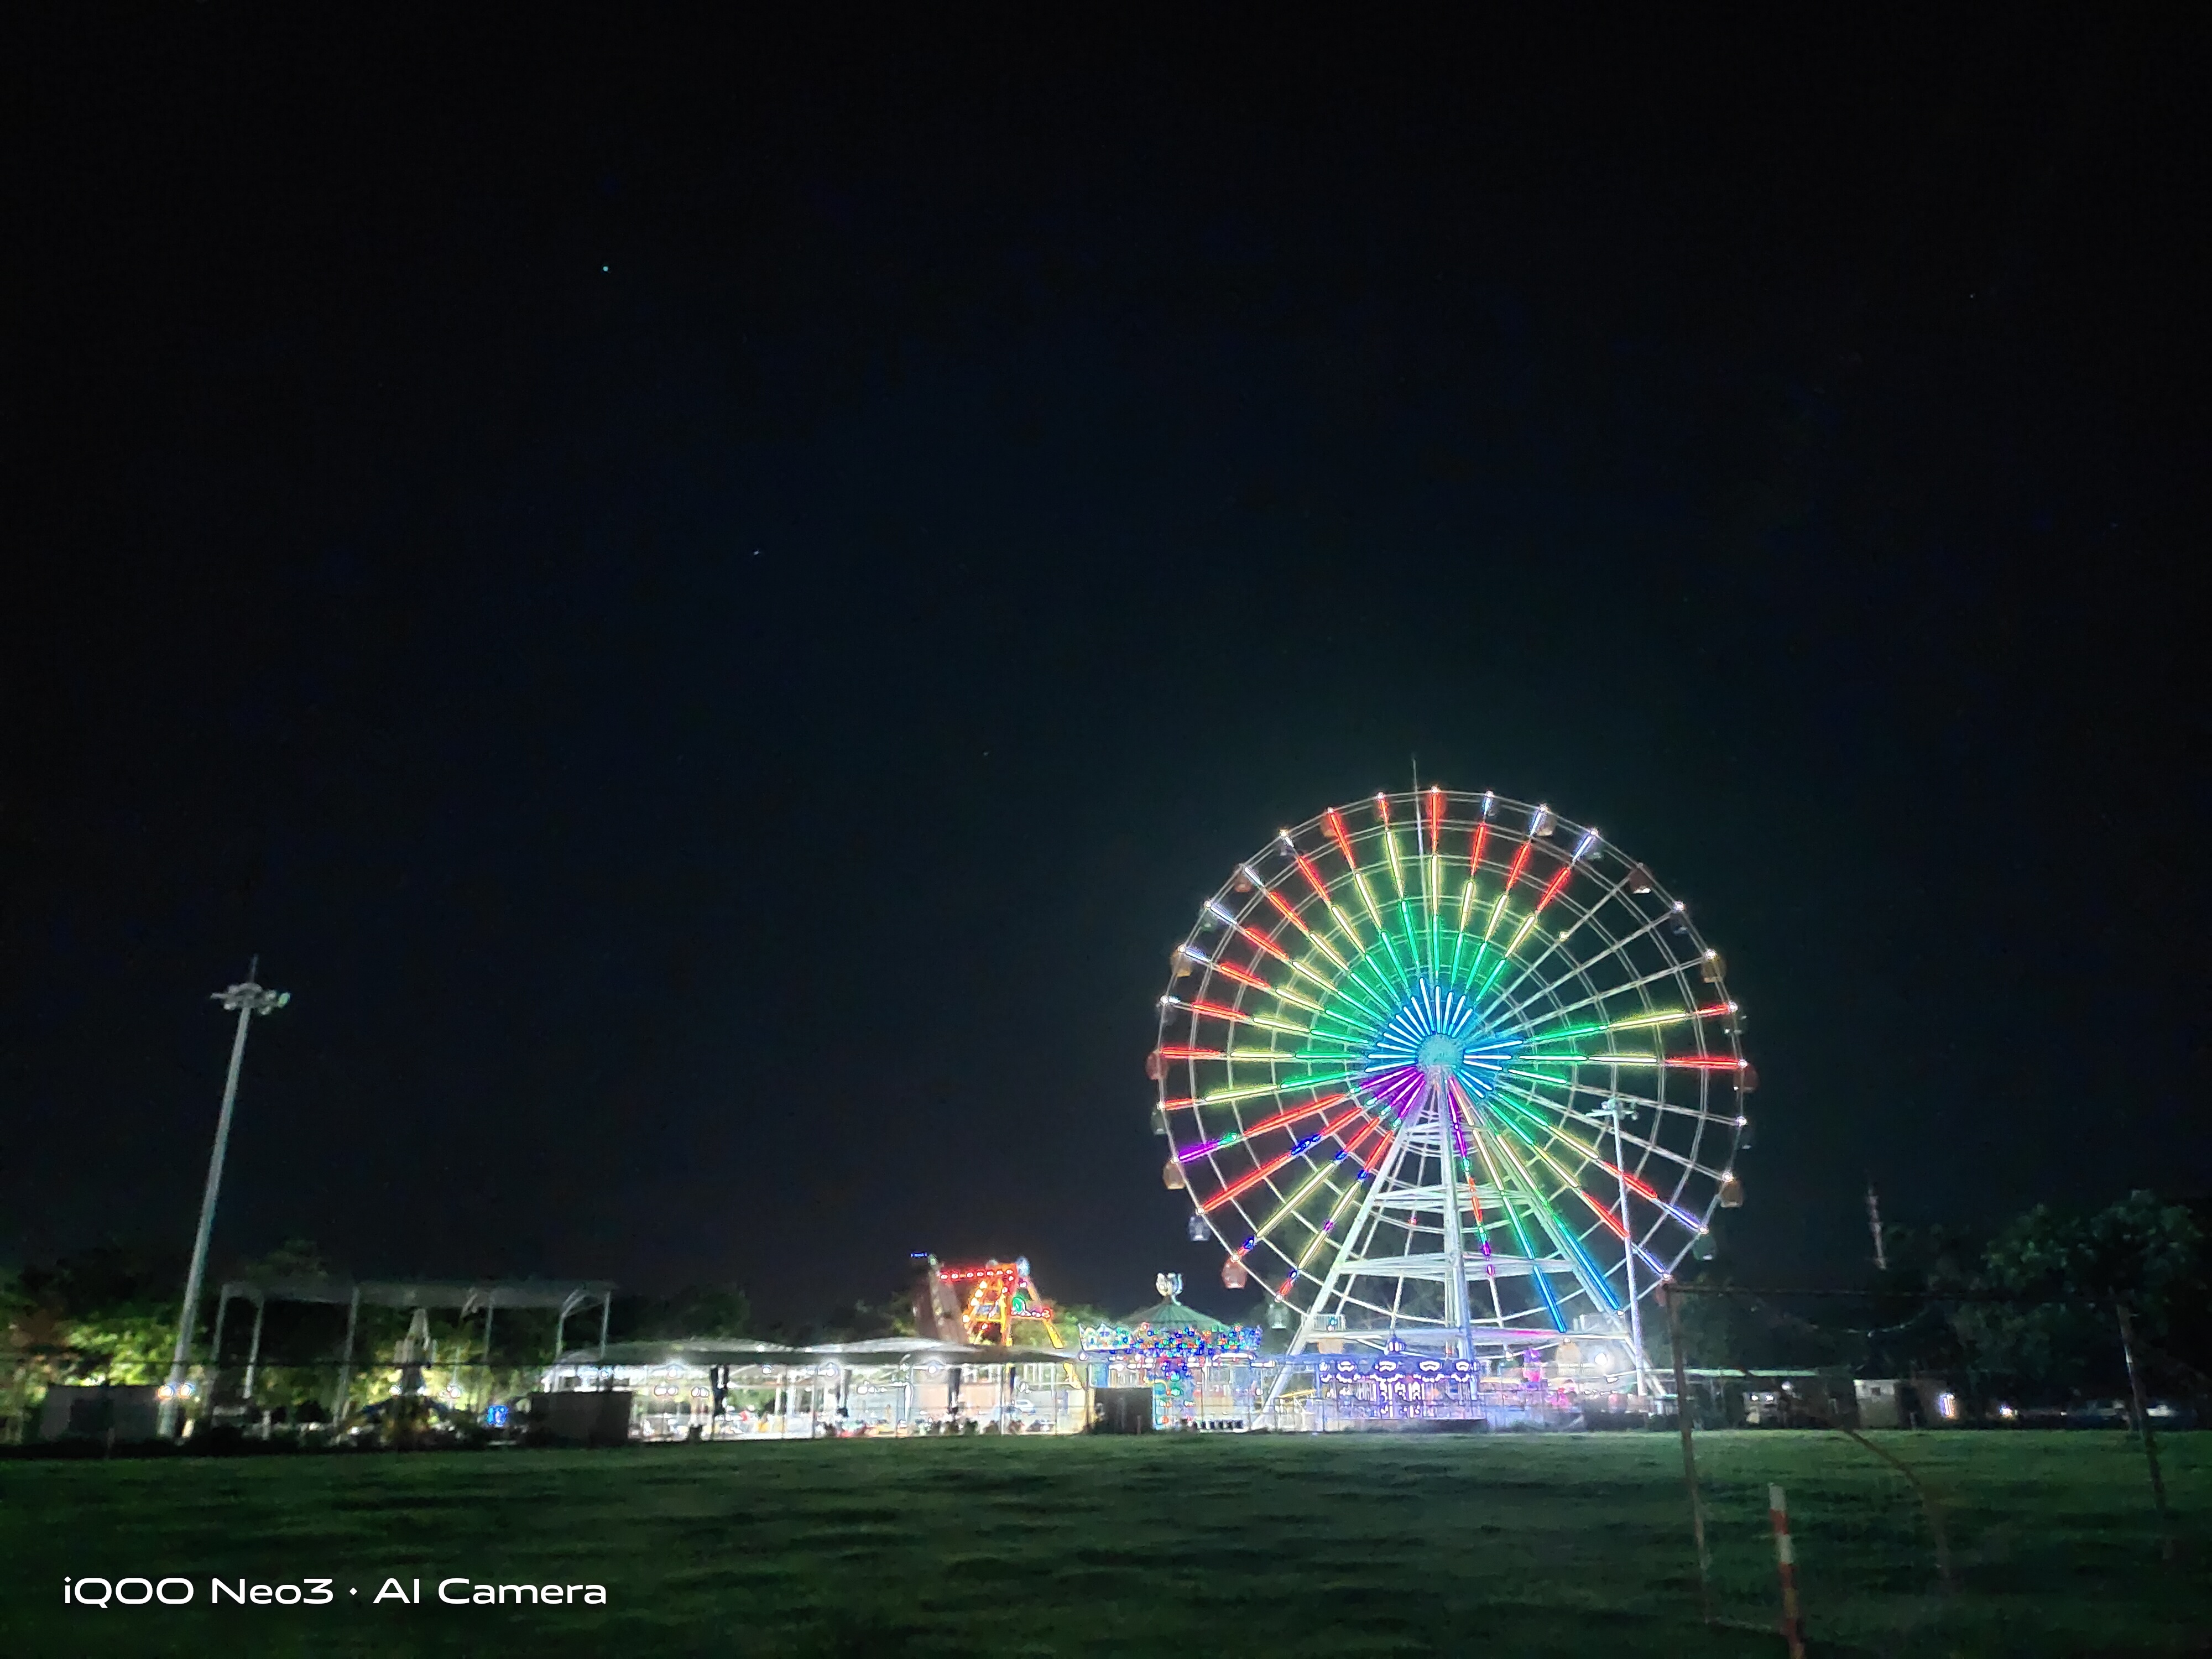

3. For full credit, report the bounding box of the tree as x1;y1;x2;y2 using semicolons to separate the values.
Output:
233;1238;331;1284
614;1284;756;1342
1957;1191;2208;1404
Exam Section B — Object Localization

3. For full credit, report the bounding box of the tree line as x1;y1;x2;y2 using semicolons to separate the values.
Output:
7;1189;2207;1418
1664;1189;2211;1406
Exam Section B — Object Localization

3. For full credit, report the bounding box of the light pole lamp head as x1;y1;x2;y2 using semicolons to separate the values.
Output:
214;980;289;1016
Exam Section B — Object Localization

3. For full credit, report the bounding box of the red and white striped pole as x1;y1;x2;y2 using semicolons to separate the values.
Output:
1770;1483;1806;1658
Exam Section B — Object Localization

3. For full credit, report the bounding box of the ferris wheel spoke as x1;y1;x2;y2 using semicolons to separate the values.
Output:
1484;1091;1701;1254
1504;954;1708;1038
1462;1128;1567;1329
1496;1077;1726;1197
1286;844;1368;961
1462;1097;1624;1317
1491;909;1681;1029
1321;806;1386;933
1248;1154;1366;1255
1246;867;1350;971
1175;1090;1355;1159
1195;1101;1374;1213
1488;865;1637;1002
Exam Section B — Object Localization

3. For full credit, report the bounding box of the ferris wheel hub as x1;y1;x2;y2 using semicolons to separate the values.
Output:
1415;1032;1467;1072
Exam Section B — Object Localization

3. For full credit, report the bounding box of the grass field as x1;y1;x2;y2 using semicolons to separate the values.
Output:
2;1431;2203;1656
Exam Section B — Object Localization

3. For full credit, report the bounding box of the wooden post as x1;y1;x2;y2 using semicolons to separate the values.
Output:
1662;1282;1712;1623
2116;1304;2175;1562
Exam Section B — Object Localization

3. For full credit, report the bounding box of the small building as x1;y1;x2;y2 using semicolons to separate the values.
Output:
34;1384;161;1444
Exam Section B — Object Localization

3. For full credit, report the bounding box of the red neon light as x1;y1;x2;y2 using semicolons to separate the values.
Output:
1234;1092;1350;1141
1503;841;1533;892
1534;863;1573;912
1238;925;1291;963
1340;1117;1388;1171
1212;959;1273;993
1580;1193;1630;1239
1161;1097;1197;1110
1295;856;1332;909
1158;1046;1224;1061
1470;821;1490;873
1665;1055;1744;1071
1427;786;1444;854
1201;1105;1368;1212
1324;808;1357;869
1613;1164;1659;1201
1184;999;1253;1024
1373;792;1391;826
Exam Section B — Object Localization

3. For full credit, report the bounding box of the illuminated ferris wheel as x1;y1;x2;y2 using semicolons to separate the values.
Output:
1150;789;1752;1374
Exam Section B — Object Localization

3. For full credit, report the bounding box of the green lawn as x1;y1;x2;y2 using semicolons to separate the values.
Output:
1;1431;2203;1656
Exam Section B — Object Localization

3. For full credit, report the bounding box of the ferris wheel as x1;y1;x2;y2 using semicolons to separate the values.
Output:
1150;789;1752;1374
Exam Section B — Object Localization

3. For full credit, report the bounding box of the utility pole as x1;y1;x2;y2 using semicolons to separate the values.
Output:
1866;1182;1888;1273
1594;1096;1648;1397
160;961;288;1436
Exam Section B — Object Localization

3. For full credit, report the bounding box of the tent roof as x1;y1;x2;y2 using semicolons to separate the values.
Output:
556;1337;1081;1369
219;1278;614;1312
1119;1297;1234;1332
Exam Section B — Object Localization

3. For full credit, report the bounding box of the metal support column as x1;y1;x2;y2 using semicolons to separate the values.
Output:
333;1286;361;1428
161;965;286;1434
210;1290;232;1403
480;1300;496;1415
243;1294;266;1404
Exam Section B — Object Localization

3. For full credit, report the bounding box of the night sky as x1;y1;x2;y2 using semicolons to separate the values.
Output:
7;13;2207;1323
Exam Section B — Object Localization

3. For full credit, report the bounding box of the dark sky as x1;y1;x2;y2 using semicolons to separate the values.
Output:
7;12;2206;1322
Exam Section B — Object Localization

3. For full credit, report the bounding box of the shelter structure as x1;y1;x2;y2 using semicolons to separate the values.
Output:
208;1278;615;1426
540;1334;1090;1438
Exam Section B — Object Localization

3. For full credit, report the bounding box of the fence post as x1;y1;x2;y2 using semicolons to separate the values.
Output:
1661;1282;1712;1624
1769;1484;1806;1658
2115;1303;2175;1562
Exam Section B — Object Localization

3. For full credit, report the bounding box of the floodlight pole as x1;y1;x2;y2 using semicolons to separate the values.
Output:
160;962;288;1436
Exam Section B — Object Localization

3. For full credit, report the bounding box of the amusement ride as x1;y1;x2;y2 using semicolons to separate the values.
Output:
1152;788;1751;1401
